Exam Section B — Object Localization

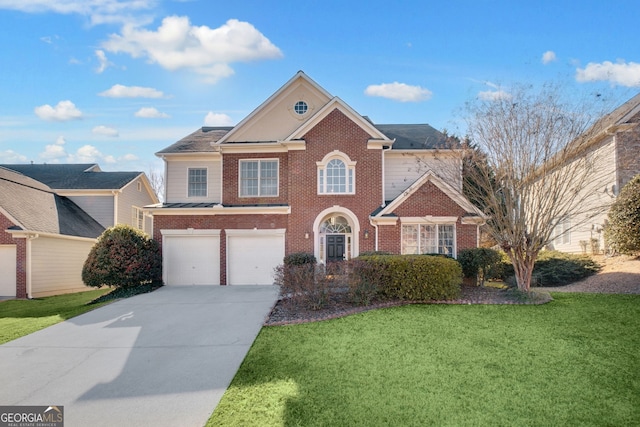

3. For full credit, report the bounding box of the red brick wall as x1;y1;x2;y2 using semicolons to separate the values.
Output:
222;152;289;206
287;108;381;255
0;213;24;298
378;180;479;254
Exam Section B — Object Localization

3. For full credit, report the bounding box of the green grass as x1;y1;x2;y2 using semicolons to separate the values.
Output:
0;289;110;344
208;293;640;426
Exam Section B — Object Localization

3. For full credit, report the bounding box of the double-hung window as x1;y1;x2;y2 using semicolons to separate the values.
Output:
132;206;144;231
239;159;278;197
188;168;207;197
402;224;455;256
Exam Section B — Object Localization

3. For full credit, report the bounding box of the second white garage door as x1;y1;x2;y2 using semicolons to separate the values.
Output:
227;230;285;285
163;231;220;286
0;245;16;297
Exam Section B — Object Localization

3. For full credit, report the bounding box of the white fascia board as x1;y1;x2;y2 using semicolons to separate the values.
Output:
218;71;332;144
218;143;288;153
161;229;221;237
145;205;291;216
226;228;286;236
6;228;98;243
156;152;221;161
400;216;459;224
367;139;396;150
286;97;393;142
369;216;398;226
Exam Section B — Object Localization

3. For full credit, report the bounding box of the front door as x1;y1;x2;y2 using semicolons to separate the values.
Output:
326;235;345;262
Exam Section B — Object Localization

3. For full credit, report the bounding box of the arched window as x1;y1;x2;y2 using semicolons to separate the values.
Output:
317;151;355;194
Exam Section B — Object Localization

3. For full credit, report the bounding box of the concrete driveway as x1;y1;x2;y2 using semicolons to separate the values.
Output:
0;285;279;427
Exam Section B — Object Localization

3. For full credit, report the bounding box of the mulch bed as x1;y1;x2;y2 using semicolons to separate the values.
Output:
265;285;552;326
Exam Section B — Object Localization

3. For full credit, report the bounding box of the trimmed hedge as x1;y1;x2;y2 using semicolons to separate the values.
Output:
358;254;462;301
283;252;317;266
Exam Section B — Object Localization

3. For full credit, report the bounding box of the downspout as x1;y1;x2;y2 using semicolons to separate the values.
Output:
26;233;39;299
370;217;379;251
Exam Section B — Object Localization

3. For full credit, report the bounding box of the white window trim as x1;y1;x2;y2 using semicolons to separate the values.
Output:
187;167;208;198
238;158;280;198
132;206;144;231
401;222;457;257
316;150;356;195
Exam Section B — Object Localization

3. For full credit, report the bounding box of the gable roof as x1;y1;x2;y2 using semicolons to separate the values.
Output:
0;167;104;238
373;169;485;218
0;163;143;190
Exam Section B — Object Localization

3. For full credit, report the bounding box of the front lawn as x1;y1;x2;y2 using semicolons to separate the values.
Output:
209;293;640;426
0;289;110;344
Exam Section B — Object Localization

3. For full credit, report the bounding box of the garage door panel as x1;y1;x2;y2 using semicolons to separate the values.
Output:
164;235;220;286
228;234;284;285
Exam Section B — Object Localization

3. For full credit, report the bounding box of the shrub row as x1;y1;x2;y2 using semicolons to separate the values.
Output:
274;253;462;310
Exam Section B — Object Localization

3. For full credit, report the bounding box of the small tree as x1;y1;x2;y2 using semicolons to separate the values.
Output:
458;83;613;292
605;174;640;255
82;225;162;288
457;248;502;286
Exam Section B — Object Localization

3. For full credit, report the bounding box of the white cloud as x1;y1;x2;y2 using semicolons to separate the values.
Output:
364;82;432;102
99;84;165;98
92;125;119;137
0;149;27;162
119;153;138;162
204;112;233;126
95;49;113;73
40;136;68;160
576;60;640;87
34;100;83;121
478;90;512;101
69;144;116;164
0;0;157;26
542;50;556;65
134;107;169;118
102;16;283;83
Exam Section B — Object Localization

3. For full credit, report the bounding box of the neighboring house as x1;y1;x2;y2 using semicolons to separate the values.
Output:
0;163;159;234
548;93;640;254
0;167;104;298
148;71;485;286
0;164;159;298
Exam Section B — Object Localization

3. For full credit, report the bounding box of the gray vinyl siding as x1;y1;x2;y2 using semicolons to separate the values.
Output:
385;154;461;200
165;159;222;204
68;195;114;228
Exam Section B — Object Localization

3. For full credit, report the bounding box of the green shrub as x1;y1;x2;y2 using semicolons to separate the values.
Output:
283;252;317;266
532;251;600;286
347;259;385;306
605;174;640;255
457;248;502;286
495;250;600;287
358;250;393;256
358;254;461;301
82;225;162;289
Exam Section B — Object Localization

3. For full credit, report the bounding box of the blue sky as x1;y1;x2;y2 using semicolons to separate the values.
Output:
0;0;639;176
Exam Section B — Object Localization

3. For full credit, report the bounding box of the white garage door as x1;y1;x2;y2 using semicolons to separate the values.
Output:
0;245;16;297
227;231;285;285
163;233;220;286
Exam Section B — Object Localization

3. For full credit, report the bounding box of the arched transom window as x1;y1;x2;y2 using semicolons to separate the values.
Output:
320;215;352;233
317;151;356;194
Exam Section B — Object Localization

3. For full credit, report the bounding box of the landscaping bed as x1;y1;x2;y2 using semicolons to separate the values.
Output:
265;284;552;326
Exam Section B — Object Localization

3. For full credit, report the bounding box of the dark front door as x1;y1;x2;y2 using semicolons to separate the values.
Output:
326;235;345;262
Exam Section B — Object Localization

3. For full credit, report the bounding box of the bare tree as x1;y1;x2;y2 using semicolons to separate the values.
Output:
147;167;165;202
460;83;614;292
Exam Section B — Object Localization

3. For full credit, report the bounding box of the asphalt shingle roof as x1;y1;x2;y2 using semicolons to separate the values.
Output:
374;124;449;149
157;123;448;154
156;127;233;154
0;167;104;238
0;163;142;190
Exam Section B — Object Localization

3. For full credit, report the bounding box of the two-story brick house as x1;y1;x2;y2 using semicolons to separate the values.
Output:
148;71;484;286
